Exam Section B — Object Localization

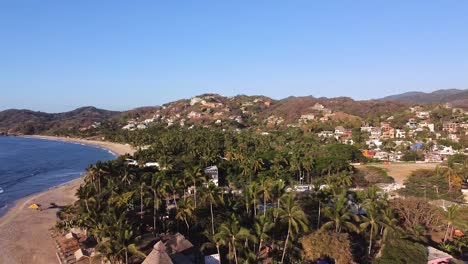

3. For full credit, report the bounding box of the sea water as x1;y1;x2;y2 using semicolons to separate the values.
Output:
0;136;116;216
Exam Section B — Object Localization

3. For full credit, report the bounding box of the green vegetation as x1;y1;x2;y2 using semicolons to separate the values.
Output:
401;150;425;162
360;166;394;185
374;238;427;264
55;125;468;263
400;169;464;202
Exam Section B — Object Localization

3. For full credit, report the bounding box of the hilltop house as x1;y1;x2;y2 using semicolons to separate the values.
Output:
380;122;395;140
299;114;315;123
334;126;346;135
370;128;382;140
395;129;406;139
318;131;334;137
407;118;419;129
443;121;459;133
312;103;325;111
419;121;435;132
416;111;431;119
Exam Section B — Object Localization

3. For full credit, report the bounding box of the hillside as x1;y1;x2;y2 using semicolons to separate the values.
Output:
0;93;417;135
0;107;120;135
379;89;468;107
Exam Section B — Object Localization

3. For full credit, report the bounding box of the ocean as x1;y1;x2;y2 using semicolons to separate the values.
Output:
0;136;116;216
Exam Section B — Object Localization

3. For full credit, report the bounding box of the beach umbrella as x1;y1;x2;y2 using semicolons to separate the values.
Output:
28;203;41;209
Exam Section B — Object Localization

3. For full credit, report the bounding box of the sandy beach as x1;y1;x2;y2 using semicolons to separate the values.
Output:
0;136;135;264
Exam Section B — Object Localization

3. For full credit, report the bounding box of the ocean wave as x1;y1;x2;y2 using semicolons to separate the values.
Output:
0;187;4;194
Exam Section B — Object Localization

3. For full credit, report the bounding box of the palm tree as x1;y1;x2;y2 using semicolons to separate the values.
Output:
444;205;460;242
254;215;274;257
246;182;260;217
271;181;286;223
202;230;222;264
189;166;205;208
277;194;309;264
204;182;223;235
176;197;194;237
149;172;168;234
359;203;380;255
259;175;272;217
216;214;257;264
320;194;357;233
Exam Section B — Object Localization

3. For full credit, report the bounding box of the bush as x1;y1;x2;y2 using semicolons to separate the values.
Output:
301;230;355;264
373;238;426;264
361;166;395;184
399;169;463;202
401;150;425;162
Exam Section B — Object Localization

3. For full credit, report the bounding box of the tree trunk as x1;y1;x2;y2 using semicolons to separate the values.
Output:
216;244;222;264
444;223;450;242
184;217;190;238
140;185;144;219
233;239;239;264
173;193;178;209
153;190;157;234
263;193;267;217
194;183;197;208
253;198;257;217
274;199;280;223
368;225;373;255
281;222;291;264
317;202;321;229
210;201;215;235
258;239;263;256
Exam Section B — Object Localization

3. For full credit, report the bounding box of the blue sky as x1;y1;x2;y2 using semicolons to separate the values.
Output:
1;1;468;112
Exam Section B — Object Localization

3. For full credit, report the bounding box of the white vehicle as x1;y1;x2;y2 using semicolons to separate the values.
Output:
125;159;138;166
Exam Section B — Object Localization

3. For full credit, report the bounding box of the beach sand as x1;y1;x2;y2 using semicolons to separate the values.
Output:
0;136;135;264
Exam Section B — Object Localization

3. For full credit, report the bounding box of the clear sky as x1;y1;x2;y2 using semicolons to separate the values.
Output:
1;1;468;112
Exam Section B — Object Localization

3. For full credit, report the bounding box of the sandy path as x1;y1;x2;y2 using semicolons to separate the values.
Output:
363;162;439;184
0;137;135;264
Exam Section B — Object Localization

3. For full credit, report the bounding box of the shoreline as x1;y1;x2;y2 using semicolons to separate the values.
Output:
0;136;135;264
24;135;135;157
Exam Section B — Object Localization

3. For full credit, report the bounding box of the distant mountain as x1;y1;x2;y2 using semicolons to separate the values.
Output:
0;107;120;135
378;89;468;107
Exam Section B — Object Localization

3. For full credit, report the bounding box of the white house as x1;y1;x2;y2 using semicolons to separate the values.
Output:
204;166;219;186
416;111;431;119
395;129;406;139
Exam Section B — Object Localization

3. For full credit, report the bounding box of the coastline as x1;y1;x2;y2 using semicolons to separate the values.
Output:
24;135;136;157
0;136;135;264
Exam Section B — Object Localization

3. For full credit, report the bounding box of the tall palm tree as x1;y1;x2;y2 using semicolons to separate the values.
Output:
254;215;274;257
259;175;272;217
176;197;194;237
246;182;260;217
271;181;286;223
444;205;460;242
204;182;223;235
320;194;357;233
359;203;380;255
149;172;168;234
277;194;309;264
216;214;257;264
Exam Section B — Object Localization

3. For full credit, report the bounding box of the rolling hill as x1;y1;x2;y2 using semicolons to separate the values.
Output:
379;89;468;107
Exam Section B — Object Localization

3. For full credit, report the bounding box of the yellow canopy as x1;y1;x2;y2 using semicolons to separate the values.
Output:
28;203;40;209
